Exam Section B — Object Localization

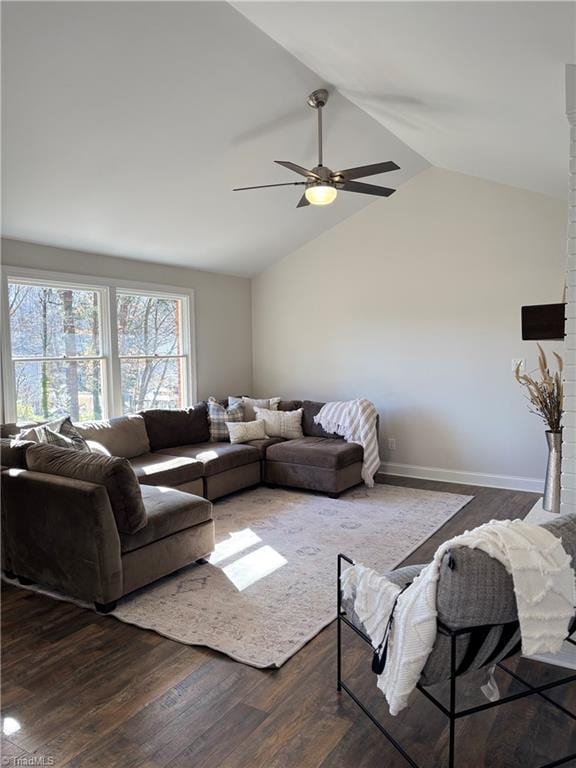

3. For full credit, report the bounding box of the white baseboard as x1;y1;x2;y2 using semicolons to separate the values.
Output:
379;462;544;494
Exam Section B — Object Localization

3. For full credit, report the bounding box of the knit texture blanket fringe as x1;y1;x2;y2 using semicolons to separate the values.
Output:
341;518;576;716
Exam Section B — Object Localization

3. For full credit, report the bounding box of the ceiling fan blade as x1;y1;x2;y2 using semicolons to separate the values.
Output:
296;193;310;208
233;182;307;191
334;161;400;181
339;180;396;197
275;160;320;180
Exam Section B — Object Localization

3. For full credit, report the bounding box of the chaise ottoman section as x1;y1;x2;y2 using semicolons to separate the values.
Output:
264;436;364;495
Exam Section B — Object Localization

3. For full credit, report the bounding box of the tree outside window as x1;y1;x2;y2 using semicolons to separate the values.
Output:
6;279;191;423
8;282;103;422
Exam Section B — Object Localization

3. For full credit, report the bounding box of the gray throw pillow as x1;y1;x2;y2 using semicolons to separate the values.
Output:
44;427;85;451
26;443;147;534
18;416;90;452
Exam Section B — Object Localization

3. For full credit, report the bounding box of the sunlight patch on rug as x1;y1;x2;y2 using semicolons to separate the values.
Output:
111;484;472;667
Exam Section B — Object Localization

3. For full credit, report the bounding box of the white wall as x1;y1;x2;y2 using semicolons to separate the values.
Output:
1;238;253;402
562;64;576;514
252;167;567;491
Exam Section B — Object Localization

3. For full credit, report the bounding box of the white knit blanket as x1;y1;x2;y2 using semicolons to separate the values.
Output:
314;398;380;487
341;519;575;716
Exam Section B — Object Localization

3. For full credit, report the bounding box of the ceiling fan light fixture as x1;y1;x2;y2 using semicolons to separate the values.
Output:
233;89;399;207
304;184;337;206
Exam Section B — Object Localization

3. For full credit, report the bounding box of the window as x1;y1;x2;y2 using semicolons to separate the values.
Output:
7;281;105;422
117;292;187;413
2;271;195;423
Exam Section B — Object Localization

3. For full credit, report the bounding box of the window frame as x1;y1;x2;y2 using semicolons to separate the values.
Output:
1;267;197;423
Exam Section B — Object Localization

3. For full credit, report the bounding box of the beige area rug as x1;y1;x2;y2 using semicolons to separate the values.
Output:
110;484;472;668
3;485;472;668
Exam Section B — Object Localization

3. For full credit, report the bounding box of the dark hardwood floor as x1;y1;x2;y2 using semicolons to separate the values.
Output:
2;477;575;768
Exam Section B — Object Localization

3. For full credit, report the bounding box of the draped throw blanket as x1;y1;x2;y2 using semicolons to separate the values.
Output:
341;519;575;716
314;399;380;487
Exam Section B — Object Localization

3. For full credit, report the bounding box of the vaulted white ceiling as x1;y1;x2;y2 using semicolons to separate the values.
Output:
235;1;576;201
1;2;427;276
3;2;573;277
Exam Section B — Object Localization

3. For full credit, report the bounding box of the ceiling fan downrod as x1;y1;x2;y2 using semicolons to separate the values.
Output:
307;88;329;168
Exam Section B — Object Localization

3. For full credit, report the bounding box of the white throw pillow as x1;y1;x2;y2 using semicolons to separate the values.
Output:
226;419;268;444
253;407;303;439
228;396;281;421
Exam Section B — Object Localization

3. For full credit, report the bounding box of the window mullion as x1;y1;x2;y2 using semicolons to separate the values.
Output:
1;270;17;422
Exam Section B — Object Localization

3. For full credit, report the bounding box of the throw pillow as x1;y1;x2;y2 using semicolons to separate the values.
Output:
228;396;281;421
44;427;85;451
18;416;89;452
253;407;304;439
226;419;268;444
18;417;66;443
207;398;244;441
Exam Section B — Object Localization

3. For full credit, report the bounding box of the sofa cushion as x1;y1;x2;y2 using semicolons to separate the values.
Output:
0;438;34;468
75;415;150;458
157;442;260;477
244;437;285;459
266;436;363;470
302;401;340;439
120;485;212;553
26;443;146;534
278;400;302;411
141;404;210;450
129;453;204;487
0;423;19;438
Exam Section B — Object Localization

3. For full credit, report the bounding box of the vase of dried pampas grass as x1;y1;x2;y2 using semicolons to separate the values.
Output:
515;345;564;514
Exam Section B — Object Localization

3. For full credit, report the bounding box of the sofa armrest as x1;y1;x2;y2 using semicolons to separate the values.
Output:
1;469;123;604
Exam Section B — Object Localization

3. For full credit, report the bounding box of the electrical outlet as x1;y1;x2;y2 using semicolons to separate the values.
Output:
387;438;396;451
511;358;525;373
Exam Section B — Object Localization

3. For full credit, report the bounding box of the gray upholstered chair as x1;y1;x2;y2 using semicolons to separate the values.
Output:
337;513;576;768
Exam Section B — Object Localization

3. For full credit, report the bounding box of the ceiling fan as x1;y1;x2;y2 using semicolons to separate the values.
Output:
234;88;400;208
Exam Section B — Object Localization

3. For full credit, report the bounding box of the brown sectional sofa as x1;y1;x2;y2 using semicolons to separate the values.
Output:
1;445;214;612
0;397;373;610
66;398;367;501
